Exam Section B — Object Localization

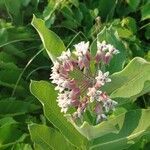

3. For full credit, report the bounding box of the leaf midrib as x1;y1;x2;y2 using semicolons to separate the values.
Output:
90;130;146;149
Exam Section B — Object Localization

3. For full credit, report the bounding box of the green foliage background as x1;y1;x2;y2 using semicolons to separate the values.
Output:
0;0;150;149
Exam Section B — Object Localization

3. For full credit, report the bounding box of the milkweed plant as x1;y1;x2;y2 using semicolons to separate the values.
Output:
30;16;150;149
50;41;119;125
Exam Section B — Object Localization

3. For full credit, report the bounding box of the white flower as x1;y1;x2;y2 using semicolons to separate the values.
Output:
55;85;64;93
97;41;107;52
87;88;102;102
112;49;120;55
95;70;111;86
50;61;60;82
58;49;71;61
107;44;114;52
50;72;60;86
97;41;119;55
87;87;96;97
74;41;89;57
50;72;58;79
103;99;118;112
57;91;72;113
107;44;120;55
103;71;111;83
96;113;107;124
54;78;69;92
73;41;90;69
51;61;60;72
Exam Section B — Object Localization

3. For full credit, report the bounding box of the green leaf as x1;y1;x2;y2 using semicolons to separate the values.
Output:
29;124;76;150
0;27;35;48
0;117;17;126
0;52;16;63
0;62;18;70
3;44;26;59
117;28;133;39
43;0;63;27
103;57;150;99
145;25;150;40
89;109;150;150
67;115;120;140
98;0;116;20
31;15;66;63
11;143;33;150
126;0;140;10
30;80;87;148
0;123;27;149
141;3;150;20
0;69;25;92
0;80;24;91
0;99;40;116
127;132;150;150
121;17;137;34
5;0;23;25
61;6;83;29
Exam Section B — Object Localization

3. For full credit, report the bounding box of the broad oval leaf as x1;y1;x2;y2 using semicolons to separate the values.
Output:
103;57;150;99
30;80;87;148
68;115;121;140
31;15;66;63
89;109;150;150
29;124;76;150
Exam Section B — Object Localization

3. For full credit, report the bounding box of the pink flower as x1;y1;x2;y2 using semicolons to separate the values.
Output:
74;41;90;69
74;41;89;56
87;88;102;102
50;41;119;125
57;91;72;113
58;49;71;61
95;71;111;88
96;41;119;64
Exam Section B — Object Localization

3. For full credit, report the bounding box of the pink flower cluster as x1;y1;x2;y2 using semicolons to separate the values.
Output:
50;41;119;124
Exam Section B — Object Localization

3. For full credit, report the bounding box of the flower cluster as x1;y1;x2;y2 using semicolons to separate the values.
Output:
50;41;119;124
